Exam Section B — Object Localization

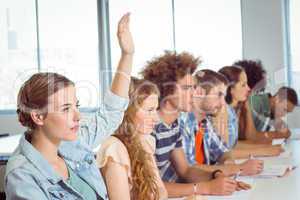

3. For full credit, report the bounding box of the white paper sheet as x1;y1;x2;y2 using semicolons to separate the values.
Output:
272;139;286;146
253;164;291;178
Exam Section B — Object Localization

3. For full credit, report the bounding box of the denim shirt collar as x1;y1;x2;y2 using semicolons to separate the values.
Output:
19;134;94;185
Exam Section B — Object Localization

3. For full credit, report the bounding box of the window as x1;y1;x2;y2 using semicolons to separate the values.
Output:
108;0;174;77
289;0;300;96
174;0;243;71
0;0;100;109
0;0;243;110
0;0;38;110
38;0;100;107
109;0;242;75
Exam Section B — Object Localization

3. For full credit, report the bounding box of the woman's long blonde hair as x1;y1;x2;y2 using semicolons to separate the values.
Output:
114;77;160;200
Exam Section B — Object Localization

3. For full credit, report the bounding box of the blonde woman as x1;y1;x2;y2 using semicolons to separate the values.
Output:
97;78;168;200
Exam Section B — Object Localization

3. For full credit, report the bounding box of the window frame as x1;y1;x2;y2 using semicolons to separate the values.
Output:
0;0;110;114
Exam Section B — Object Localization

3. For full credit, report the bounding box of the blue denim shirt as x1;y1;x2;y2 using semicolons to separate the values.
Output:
227;105;239;149
4;91;128;200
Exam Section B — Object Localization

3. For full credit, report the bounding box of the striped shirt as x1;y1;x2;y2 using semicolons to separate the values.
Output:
152;119;182;182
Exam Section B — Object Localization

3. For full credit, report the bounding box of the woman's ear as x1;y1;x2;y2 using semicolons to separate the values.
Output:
30;110;45;126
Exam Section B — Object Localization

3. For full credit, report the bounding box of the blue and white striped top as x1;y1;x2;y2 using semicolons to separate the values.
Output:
152;119;182;182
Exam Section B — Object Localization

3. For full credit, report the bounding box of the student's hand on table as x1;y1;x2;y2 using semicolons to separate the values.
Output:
117;12;134;55
240;159;264;176
266;145;284;156
204;177;237;196
236;181;251;191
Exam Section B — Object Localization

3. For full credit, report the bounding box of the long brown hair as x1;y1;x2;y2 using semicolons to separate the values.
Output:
114;77;160;200
219;66;247;140
218;66;244;104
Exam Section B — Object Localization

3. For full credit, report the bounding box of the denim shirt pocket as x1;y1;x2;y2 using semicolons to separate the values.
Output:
48;187;78;200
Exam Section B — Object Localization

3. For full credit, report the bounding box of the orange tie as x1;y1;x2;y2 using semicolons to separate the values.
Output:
195;122;205;164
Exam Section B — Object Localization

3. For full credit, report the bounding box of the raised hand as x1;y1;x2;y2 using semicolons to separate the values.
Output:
117;12;134;55
111;13;134;98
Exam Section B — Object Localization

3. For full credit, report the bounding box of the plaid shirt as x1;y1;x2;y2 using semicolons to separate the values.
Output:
179;112;198;165
227;105;239;149
203;117;229;164
180;112;229;165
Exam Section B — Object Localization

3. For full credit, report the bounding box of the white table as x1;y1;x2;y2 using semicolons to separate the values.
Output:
247;139;300;200
0;134;21;157
0;134;22;192
0;134;101;160
1;132;300;199
169;133;300;200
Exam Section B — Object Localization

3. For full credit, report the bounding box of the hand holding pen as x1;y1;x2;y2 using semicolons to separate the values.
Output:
233;170;252;191
239;154;264;176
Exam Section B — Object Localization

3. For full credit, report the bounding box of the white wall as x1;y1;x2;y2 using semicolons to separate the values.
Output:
241;0;288;90
241;0;300;128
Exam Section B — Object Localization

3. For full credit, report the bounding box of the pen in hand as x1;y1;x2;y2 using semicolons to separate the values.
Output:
233;170;251;191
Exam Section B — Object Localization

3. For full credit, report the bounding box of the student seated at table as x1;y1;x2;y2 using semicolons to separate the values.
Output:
196;70;283;157
212;59;266;148
248;86;297;133
212;59;266;147
97;77;168;200
219;66;290;143
180;69;265;176
4;13;133;200
233;60;297;136
141;52;250;197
